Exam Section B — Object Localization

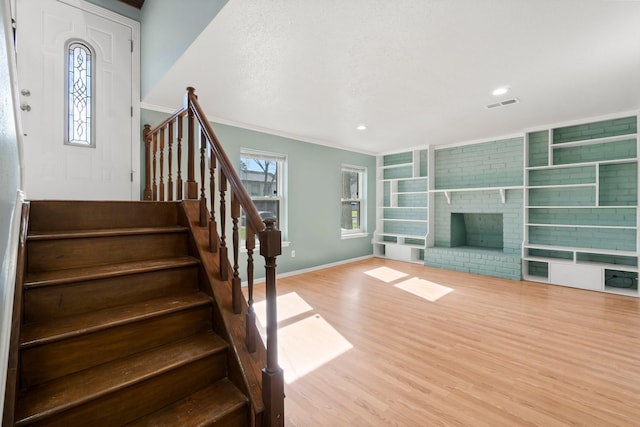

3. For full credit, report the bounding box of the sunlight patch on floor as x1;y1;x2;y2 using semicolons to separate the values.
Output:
254;293;353;384
394;277;454;302
254;292;313;325
364;266;410;283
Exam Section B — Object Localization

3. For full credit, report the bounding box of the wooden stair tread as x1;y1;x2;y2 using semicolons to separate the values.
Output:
15;331;228;426
125;379;248;426
27;225;189;241
24;256;199;288
21;292;212;348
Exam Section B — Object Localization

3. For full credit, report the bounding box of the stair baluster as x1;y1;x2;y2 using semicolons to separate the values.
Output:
177;114;184;200
246;225;256;353
209;146;218;253
218;170;228;281
167;120;174;201
199;128;208;227
152;131;158;201
159;127;165;201
231;193;241;314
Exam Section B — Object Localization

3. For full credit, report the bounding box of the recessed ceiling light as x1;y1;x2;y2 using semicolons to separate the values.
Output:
356;124;367;131
492;86;510;96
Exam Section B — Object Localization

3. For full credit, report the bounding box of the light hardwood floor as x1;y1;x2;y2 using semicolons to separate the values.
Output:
250;257;640;426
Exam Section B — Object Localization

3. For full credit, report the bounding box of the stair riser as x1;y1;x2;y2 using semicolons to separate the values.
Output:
28;201;180;232
24;267;199;322
18;354;227;427
21;307;213;388
27;233;189;273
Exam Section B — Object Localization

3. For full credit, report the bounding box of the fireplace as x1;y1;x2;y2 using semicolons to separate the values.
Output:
450;213;503;250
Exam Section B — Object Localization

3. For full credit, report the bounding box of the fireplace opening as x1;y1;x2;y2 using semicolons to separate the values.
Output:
450;213;503;250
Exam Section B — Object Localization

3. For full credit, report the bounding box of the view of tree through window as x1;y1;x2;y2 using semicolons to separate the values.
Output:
342;166;365;235
240;151;285;237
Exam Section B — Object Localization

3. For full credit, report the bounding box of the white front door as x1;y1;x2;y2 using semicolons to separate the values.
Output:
16;0;136;200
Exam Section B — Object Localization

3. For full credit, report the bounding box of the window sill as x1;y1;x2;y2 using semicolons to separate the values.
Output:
341;232;369;240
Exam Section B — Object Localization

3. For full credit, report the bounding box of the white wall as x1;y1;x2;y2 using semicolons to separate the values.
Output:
0;0;24;419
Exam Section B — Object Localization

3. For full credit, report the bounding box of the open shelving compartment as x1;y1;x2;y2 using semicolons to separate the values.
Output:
523;114;640;297
373;148;432;263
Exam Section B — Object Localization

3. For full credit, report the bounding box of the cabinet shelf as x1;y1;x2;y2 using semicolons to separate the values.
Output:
527;183;595;189
527;223;635;230
526;158;638;171
524;243;637;258
551;133;637;149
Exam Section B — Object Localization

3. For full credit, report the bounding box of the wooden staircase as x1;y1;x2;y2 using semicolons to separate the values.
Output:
6;200;252;426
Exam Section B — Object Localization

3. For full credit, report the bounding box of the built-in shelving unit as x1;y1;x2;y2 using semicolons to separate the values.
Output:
523;114;639;297
372;149;433;262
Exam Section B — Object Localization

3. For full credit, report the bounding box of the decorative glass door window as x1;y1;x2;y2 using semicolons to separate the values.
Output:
65;41;94;147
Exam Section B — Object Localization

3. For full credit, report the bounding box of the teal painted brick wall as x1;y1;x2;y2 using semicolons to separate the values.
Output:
553;139;636;164
383;221;427;236
383;152;412;166
553;116;637;144
397;178;427;192
528;186;596;206
384;165;412;179
529;208;636;227
426;188;523;280
599;163;637;206
435;137;523;189
528;226;636;251
528;131;549;167
383;208;427;220
529;165;595;186
419;150;429;177
425;247;521;280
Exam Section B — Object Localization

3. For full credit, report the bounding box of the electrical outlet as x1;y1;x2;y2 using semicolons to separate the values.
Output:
291;250;296;258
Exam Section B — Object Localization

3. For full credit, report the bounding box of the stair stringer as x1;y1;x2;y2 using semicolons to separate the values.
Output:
179;200;267;427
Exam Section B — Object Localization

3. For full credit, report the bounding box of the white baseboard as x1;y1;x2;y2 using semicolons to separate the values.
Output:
243;254;374;286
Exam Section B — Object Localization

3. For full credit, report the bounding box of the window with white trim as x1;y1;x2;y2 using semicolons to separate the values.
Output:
341;165;366;237
240;149;286;237
65;40;95;147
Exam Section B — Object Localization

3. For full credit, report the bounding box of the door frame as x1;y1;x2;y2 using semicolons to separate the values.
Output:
58;0;141;199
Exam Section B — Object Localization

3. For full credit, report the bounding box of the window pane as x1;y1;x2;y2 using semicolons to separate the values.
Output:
241;156;278;197
342;201;360;230
342;171;359;199
67;42;92;146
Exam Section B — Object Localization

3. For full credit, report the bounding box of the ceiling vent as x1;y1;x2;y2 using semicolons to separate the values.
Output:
485;98;519;109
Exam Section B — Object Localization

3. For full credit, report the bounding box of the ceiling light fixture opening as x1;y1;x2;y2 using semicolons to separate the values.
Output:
492;86;510;96
356;124;367;131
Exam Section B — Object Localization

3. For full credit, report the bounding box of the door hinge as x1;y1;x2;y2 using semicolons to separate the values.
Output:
130;171;134;182
130;39;133;52
131;106;133;117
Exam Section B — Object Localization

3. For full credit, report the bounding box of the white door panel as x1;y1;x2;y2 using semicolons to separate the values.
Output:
17;0;133;200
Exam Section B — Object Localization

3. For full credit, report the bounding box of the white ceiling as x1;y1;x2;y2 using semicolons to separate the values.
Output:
142;0;640;155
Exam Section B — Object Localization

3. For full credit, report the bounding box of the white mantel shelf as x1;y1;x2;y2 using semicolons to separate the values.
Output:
432;186;524;204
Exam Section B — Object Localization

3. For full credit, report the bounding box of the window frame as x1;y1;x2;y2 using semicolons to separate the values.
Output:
239;148;287;241
341;164;367;239
64;39;96;148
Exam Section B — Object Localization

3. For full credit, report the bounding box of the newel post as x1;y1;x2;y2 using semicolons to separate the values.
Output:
143;124;152;200
259;218;284;427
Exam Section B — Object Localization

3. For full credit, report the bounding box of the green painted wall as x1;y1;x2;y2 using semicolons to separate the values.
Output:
141;109;376;278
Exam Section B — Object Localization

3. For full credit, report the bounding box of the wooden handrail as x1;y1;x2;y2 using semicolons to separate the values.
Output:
186;88;265;234
143;87;284;426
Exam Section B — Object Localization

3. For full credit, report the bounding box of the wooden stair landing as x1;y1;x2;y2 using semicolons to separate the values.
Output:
10;200;250;426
